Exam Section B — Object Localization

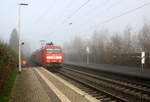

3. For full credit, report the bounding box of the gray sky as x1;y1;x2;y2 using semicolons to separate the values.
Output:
0;0;150;51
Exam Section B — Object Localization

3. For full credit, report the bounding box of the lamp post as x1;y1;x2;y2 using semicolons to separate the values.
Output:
18;3;28;73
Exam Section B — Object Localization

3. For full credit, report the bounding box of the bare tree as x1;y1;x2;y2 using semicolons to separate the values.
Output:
138;22;150;52
63;20;150;67
9;29;19;55
110;33;123;54
129;31;141;53
90;29;109;63
122;25;133;53
63;35;85;63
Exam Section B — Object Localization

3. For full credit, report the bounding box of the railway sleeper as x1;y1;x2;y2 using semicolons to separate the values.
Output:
102;98;112;101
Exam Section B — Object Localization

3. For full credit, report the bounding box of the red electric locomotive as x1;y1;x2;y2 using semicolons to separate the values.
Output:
36;42;64;70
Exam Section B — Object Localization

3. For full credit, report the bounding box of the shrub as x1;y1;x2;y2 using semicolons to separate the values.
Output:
0;41;17;90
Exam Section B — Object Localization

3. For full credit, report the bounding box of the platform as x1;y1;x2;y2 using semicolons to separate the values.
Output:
65;62;150;79
9;68;99;102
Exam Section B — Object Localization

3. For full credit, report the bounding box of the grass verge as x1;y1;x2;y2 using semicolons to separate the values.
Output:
0;68;18;102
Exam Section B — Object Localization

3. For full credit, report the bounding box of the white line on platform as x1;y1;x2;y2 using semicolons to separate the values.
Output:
35;68;71;102
42;67;99;102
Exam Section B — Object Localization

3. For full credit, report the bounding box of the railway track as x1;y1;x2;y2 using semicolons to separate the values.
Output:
56;66;150;102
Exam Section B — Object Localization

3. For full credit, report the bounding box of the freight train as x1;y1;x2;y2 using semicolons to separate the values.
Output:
31;42;64;70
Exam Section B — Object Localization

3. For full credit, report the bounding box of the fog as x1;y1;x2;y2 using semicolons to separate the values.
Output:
0;0;150;53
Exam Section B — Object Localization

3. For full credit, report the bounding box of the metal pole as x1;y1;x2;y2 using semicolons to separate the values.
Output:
18;5;21;73
141;51;145;72
18;3;28;73
87;54;89;64
141;63;143;72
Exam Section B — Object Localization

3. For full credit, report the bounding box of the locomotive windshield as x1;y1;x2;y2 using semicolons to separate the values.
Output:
46;48;61;53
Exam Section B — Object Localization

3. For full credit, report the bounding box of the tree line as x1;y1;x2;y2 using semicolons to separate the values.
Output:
63;21;150;68
0;28;31;91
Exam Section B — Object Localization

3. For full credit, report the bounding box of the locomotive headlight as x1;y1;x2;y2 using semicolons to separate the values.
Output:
46;56;62;59
46;56;53;59
55;56;62;59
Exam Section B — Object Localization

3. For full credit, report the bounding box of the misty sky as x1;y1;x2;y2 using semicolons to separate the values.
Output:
0;0;150;51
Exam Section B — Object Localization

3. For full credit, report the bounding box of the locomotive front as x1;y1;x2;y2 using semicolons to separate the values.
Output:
44;46;64;68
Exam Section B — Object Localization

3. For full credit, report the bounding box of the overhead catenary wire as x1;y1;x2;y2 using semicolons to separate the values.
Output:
49;0;120;37
77;0;122;29
31;1;150;39
80;1;150;34
62;0;91;23
33;0;75;25
46;0;110;36
47;0;91;36
95;1;150;27
27;0;73;38
47;0;125;36
33;0;56;25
